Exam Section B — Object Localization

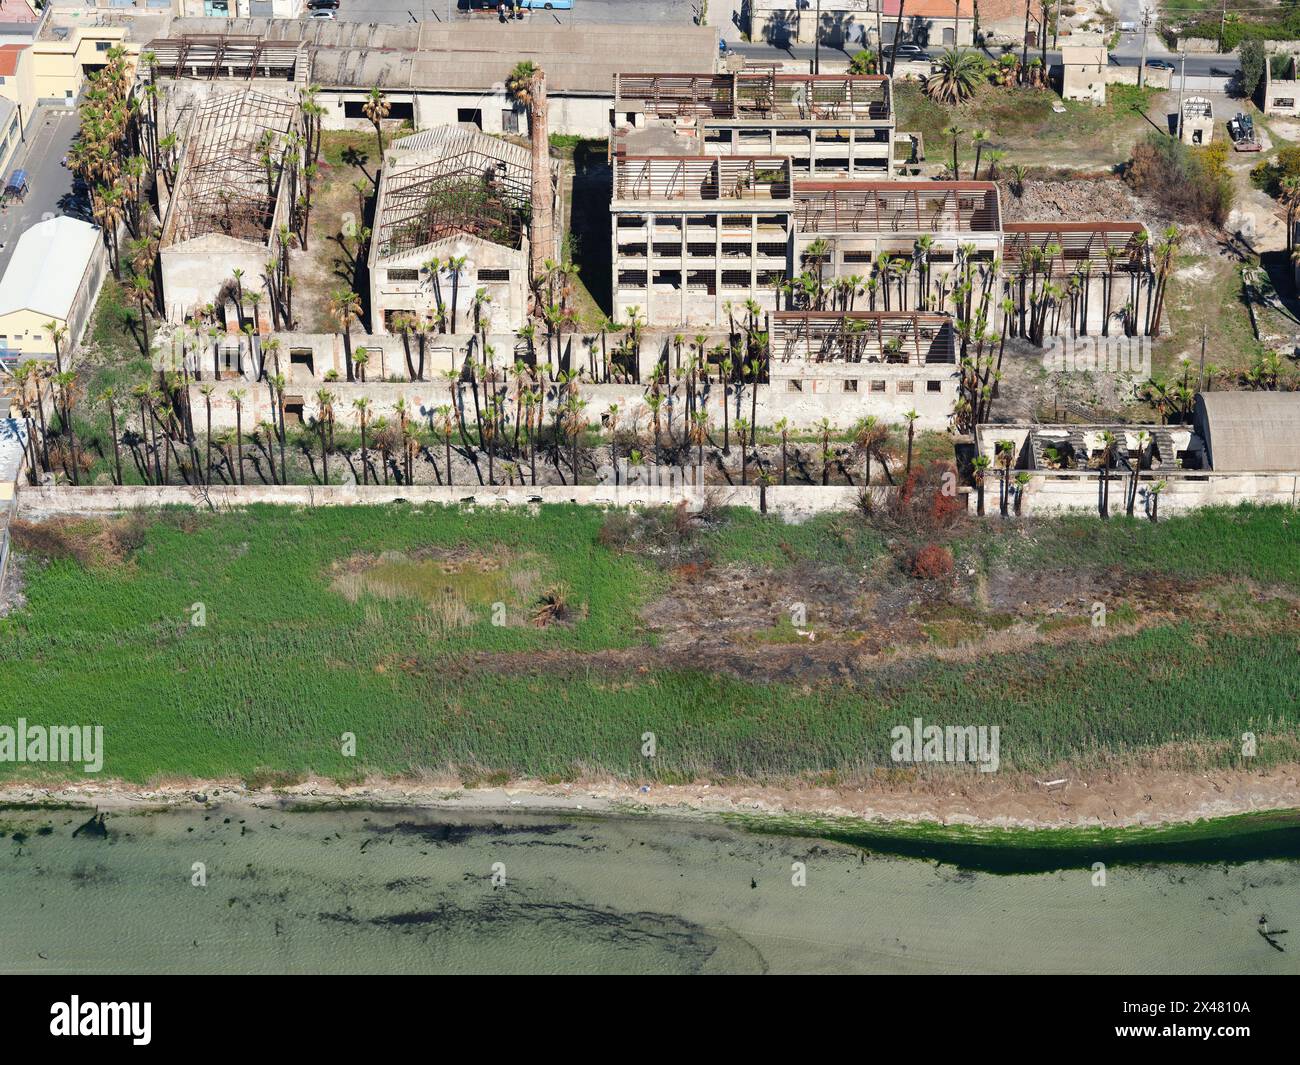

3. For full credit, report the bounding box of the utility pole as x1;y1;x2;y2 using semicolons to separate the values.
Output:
1220;0;1227;53
1138;7;1150;88
1177;48;1187;140
814;0;822;75
1199;324;1207;392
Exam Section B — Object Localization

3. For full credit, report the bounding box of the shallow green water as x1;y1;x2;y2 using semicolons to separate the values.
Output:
1;806;1297;974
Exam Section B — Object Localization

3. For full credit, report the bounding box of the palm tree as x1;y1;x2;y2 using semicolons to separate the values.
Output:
1127;430;1149;517
1013;471;1030;516
943;124;965;179
329;288;362;382
435;404;455;486
100;386;124;485
446;256;467;333
1096;430;1116;518
361;87;391;176
927;51;984;106
353;397;371;485
230;388;246;485
972;454;991;515
316;389;335;485
735;418;751;484
904;409;920;478
971;129;990;180
130;272;154;354
994;439;1015;517
1148;479;1166;522
199;384;215;485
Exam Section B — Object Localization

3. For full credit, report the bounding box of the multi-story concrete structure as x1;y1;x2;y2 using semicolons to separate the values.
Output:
611;152;794;326
792;180;1003;304
614;71;896;179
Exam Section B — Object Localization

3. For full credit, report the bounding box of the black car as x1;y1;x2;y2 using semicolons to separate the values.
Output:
1145;58;1175;71
307;0;340;8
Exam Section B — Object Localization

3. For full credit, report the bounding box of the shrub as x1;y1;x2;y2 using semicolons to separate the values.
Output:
887;460;965;534
909;544;955;580
1126;131;1233;225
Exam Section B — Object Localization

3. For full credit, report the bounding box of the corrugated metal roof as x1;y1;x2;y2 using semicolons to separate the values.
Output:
0;217;101;321
1194;391;1300;472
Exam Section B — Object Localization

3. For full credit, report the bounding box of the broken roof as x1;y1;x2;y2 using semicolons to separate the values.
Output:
794;181;1001;235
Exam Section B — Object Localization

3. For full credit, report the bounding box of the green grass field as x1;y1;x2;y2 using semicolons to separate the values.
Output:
1;504;1296;786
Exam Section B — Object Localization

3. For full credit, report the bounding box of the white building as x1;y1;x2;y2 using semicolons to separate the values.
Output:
0;216;108;361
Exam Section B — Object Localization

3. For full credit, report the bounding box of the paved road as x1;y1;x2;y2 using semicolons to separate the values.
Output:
728;40;1240;77
0;104;85;279
337;0;695;26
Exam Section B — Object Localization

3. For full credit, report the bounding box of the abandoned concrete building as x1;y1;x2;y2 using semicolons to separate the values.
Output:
791;180;1002;303
144;18;718;139
975;392;1300;513
610;152;795;326
613;72;899;179
1263;54;1300;117
768;310;958;423
1002;221;1154;337
157;85;301;323
1180;96;1214;145
369;126;559;335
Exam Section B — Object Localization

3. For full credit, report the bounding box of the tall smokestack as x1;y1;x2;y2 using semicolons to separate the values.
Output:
529;68;553;297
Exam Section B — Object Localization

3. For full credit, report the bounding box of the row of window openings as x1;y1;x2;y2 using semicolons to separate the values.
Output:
617;215;788;229
618;270;785;290
786;379;944;394
387;268;510;283
618;243;788;258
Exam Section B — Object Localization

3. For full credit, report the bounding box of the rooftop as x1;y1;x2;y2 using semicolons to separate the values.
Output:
0;216;101;321
0;43;26;78
613;154;793;204
154;18;718;94
615;71;891;123
1194;391;1300;472
1003;221;1149;272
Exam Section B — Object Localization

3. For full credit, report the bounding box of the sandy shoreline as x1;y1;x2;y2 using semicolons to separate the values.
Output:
1;763;1298;831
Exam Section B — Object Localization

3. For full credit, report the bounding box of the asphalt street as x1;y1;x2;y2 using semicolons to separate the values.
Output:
0;105;85;279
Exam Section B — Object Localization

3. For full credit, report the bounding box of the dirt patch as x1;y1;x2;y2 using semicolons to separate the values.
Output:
7;514;149;570
330;546;543;633
450;557;1296;683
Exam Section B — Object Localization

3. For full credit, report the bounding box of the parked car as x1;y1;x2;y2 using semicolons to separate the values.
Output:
1145;58;1175;71
307;0;339;8
308;7;336;17
888;43;929;61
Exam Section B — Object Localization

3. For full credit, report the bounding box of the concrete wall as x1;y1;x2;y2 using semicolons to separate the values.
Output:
995;471;1300;515
372;236;530;336
314;88;612;140
189;364;958;432
17;482;869;521
160;232;271;324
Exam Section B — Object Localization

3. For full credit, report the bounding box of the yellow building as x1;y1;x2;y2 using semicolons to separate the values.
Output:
0;216;109;361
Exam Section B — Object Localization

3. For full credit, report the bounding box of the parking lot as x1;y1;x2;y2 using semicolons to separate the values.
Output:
0;105;85;278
